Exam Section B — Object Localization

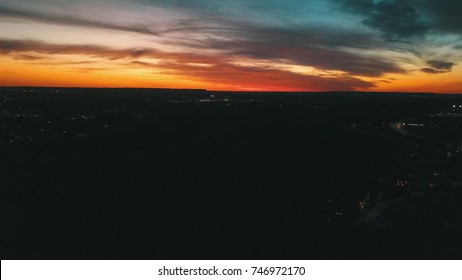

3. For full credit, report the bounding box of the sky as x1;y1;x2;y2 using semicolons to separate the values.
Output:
0;0;461;92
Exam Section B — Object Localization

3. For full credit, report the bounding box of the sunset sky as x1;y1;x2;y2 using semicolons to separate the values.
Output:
1;0;461;92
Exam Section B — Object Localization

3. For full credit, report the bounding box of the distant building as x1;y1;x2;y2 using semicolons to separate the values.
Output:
451;104;462;115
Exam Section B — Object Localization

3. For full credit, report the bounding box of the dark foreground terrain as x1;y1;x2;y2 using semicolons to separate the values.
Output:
1;87;461;259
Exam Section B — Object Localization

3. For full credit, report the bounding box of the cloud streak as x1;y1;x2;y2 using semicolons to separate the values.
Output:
421;60;456;74
0;38;374;91
0;0;461;92
0;6;161;36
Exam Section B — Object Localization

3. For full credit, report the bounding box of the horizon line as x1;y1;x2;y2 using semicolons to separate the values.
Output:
3;85;462;95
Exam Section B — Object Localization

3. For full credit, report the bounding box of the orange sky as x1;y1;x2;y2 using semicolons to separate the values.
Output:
2;55;461;93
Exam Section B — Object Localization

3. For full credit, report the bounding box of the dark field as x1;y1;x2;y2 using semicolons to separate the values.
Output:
1;87;461;259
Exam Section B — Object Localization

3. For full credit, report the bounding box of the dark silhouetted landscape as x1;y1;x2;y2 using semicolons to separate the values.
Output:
1;87;461;259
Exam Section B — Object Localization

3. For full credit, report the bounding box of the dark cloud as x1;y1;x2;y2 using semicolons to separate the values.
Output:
420;68;444;74
421;60;456;74
0;39;156;60
427;60;455;71
340;0;427;40
365;1;426;39
342;0;462;35
413;0;462;33
73;67;109;73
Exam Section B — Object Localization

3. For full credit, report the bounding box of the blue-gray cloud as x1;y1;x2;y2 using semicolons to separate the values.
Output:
339;0;427;40
408;0;462;33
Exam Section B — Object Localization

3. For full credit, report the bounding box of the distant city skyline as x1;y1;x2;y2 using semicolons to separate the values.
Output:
1;0;461;93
